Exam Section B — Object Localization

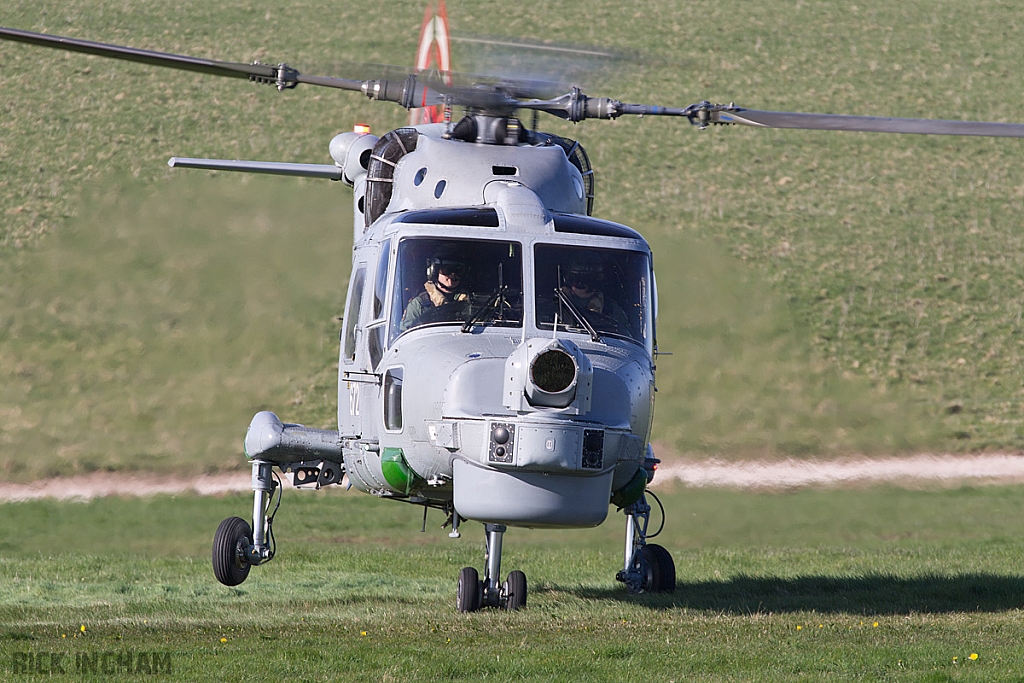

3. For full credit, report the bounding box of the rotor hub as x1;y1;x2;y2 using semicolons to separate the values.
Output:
447;114;528;145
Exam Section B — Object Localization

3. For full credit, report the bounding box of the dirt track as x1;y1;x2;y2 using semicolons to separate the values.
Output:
654;453;1024;490
2;453;1024;502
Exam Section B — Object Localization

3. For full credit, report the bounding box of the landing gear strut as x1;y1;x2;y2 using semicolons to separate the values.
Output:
213;460;280;586
616;492;675;593
457;523;528;612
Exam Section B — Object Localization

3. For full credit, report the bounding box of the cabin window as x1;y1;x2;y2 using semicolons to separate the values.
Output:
367;324;385;369
342;267;366;362
384;367;404;431
372;239;391;320
534;244;652;348
389;237;523;342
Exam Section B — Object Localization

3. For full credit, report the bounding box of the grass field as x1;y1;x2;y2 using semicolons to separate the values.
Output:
3;0;1024;481
3;485;1024;681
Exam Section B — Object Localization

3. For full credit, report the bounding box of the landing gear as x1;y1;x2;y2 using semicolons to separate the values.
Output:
503;569;528;610
212;516;252;586
616;492;676;593
639;543;676;593
457;566;482;612
212;460;279;586
456;524;528;612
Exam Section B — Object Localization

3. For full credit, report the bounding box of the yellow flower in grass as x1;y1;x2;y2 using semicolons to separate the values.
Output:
969;653;979;661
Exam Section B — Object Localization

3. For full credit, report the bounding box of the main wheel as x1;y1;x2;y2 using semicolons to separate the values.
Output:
503;570;528;610
457;566;482;612
212;516;253;587
640;544;676;593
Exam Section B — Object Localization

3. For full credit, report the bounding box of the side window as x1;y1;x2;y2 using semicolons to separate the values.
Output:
367;325;385;369
363;240;392;370
384;367;404;431
372;239;391;320
342;267;367;362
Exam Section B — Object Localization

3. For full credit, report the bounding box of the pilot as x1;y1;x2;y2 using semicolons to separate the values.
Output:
400;246;471;331
560;256;630;333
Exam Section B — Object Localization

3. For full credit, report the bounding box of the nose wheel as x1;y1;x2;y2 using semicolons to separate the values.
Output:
616;492;676;594
456;524;528;612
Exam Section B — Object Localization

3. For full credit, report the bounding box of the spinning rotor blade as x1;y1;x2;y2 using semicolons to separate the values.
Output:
450;33;631;99
6;26;1023;138
523;91;1024;138
714;108;1024;138
0;26;339;89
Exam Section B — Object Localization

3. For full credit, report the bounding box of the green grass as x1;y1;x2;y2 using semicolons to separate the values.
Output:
0;177;348;481
3;485;1024;680
3;0;1024;475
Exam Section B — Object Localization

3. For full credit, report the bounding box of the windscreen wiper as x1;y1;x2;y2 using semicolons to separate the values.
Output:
461;285;511;332
553;287;602;342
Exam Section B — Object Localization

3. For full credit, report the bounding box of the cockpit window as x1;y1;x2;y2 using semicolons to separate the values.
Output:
534;244;651;346
390;238;523;342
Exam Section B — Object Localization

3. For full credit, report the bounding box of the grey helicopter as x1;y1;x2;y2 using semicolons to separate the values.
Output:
4;24;1024;613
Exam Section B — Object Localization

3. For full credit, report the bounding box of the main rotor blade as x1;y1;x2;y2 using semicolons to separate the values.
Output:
11;25;1022;138
524;90;1024;139
718;108;1024;138
0;26;363;92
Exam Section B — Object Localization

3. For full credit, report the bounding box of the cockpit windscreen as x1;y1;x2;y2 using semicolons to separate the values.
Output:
390;238;524;341
534;244;651;346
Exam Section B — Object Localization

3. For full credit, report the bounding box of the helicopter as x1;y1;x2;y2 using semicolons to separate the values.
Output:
4;22;1024;614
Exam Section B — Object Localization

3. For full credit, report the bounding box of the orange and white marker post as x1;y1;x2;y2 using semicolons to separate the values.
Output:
408;0;452;125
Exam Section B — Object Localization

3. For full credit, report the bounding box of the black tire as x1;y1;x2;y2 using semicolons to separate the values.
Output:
504;570;528;610
457;566;482;613
640;544;676;593
212;516;253;587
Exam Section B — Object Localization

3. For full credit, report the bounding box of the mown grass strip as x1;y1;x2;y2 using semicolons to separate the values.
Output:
2;486;1024;680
